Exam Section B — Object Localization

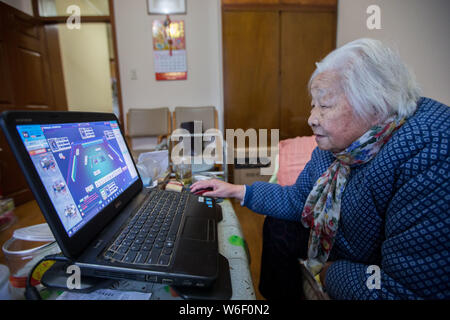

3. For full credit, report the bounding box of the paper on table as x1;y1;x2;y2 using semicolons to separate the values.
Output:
57;289;152;300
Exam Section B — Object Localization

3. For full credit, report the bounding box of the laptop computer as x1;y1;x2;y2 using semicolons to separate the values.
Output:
0;110;221;287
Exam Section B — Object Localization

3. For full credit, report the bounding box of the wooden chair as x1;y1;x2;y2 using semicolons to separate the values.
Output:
172;106;222;175
126;107;172;160
173;106;218;131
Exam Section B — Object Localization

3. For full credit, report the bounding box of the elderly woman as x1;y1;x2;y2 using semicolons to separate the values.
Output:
191;38;449;300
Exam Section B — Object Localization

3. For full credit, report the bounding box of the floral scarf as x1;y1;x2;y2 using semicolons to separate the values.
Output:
301;116;406;276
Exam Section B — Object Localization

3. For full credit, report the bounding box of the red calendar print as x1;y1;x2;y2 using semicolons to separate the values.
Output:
152;19;187;81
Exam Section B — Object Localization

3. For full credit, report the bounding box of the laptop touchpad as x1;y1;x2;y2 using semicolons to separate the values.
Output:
181;217;215;241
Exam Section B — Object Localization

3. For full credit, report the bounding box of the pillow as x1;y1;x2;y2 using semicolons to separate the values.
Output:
277;136;317;186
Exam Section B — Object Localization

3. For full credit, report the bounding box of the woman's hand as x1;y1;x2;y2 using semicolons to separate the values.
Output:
190;179;245;202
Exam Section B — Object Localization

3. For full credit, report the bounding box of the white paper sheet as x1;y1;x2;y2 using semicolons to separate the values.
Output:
57;289;152;300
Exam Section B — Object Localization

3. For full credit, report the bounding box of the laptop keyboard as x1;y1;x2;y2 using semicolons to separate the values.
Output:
103;189;189;266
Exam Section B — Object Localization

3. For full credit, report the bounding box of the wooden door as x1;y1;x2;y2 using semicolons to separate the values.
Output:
0;7;14;110
279;11;336;139
7;11;55;110
0;2;67;205
0;4;32;204
222;2;336;139
223;11;280;132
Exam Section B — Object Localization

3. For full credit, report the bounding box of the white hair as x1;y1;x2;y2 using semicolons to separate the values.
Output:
309;38;422;121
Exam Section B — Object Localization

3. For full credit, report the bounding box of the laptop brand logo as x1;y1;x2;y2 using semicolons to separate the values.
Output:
16;118;32;123
114;200;122;209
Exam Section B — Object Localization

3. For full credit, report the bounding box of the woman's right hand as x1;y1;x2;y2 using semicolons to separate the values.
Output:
190;179;245;202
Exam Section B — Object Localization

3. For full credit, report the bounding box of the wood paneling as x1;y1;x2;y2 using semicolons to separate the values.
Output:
0;42;13;106
280;11;336;139
223;11;280;132
0;9;14;109
12;12;53;109
17;48;49;107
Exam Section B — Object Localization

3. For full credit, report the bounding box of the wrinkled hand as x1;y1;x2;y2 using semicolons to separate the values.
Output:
190;179;245;201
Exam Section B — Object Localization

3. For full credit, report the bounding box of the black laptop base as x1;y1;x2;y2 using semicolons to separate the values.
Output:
41;260;116;294
40;254;232;300
172;254;232;300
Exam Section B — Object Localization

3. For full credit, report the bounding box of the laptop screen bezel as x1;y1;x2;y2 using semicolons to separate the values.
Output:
0;111;143;259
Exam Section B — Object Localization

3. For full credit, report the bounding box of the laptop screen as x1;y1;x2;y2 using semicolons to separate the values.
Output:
16;120;139;237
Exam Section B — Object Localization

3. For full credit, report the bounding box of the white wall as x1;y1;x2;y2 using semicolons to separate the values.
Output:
113;0;224;131
58;23;113;113
337;0;450;105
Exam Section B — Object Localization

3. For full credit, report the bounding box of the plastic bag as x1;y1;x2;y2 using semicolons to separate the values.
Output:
136;150;169;186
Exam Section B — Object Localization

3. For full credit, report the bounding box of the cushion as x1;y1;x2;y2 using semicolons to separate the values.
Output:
277;136;317;186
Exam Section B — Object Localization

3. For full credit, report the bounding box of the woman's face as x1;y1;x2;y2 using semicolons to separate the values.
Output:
308;72;376;153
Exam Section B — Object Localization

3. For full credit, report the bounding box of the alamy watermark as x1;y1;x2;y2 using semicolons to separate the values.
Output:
66;5;81;30
170;127;279;176
66;264;81;290
366;5;382;30
366;265;381;290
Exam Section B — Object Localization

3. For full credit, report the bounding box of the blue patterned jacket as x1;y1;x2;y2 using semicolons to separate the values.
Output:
243;97;449;299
